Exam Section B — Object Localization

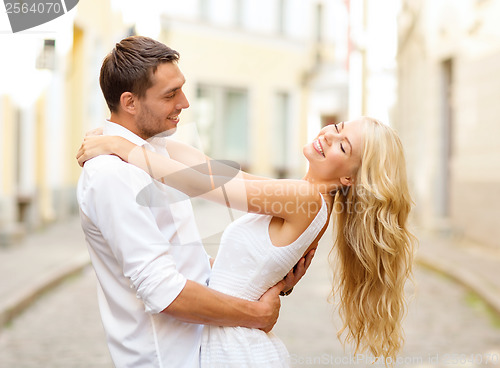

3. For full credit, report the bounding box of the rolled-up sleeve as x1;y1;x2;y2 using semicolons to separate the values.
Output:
84;162;186;313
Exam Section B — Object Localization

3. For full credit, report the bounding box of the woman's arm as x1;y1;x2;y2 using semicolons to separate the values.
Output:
164;138;271;181
77;135;319;294
77;136;322;222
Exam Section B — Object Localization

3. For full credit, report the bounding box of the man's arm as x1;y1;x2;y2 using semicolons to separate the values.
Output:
280;248;316;295
163;280;284;333
84;162;284;331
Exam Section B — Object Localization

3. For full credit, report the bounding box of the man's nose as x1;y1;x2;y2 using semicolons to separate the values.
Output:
176;91;190;109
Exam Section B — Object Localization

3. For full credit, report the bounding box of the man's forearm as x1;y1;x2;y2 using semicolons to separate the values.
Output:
161;280;279;330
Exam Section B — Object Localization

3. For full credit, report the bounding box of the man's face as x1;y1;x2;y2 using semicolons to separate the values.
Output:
135;62;189;139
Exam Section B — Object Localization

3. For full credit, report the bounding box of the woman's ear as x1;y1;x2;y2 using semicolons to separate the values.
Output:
340;176;353;187
119;92;136;115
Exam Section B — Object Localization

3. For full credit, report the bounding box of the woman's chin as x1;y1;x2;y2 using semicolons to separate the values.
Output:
302;144;314;162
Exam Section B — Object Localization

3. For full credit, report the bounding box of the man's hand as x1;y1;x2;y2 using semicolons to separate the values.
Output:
282;248;316;295
257;280;285;333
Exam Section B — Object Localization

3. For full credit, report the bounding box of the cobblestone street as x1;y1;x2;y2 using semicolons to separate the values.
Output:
2;0;500;366
0;267;112;368
1;220;499;367
275;239;500;368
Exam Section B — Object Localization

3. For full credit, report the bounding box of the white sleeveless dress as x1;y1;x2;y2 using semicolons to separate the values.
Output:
200;197;328;367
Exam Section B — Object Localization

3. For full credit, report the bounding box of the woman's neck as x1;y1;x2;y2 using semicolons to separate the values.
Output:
302;174;341;196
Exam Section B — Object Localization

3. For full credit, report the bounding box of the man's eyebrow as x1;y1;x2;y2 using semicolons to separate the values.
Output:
162;77;186;96
162;86;181;96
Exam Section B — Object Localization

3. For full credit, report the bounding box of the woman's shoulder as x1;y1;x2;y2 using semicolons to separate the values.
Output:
270;193;330;247
283;188;329;225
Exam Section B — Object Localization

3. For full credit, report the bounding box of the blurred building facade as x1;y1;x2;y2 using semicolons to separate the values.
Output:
347;0;400;124
397;0;500;248
1;0;352;244
0;0;128;243
157;0;349;177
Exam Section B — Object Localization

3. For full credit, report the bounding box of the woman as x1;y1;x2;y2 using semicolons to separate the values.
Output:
77;116;415;366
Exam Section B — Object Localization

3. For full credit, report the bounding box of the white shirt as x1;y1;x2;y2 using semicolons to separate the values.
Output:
77;121;211;368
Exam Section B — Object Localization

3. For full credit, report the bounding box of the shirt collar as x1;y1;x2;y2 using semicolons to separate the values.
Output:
104;120;148;147
103;120;170;155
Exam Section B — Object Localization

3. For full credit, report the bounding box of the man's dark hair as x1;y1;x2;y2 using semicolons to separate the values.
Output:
99;36;180;113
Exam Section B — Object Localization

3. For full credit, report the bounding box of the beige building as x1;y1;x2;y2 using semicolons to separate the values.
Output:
346;0;400;124
155;0;349;178
397;0;500;248
0;0;127;243
1;0;353;243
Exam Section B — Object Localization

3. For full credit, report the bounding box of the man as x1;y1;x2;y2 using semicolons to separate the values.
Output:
77;36;313;368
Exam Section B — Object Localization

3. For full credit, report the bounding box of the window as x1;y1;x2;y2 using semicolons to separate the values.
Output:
272;92;290;178
196;85;249;167
235;0;243;27
315;3;324;42
199;0;210;21
277;0;286;35
36;39;56;70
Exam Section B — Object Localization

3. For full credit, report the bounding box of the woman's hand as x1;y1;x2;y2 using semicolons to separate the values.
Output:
76;135;122;167
85;127;104;137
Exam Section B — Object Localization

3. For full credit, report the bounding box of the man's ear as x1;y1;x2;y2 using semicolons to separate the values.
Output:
119;92;137;114
340;176;353;187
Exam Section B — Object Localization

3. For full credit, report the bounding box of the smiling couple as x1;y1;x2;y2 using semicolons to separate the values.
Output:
76;36;415;368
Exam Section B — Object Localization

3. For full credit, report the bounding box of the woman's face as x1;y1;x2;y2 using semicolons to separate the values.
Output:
303;118;364;186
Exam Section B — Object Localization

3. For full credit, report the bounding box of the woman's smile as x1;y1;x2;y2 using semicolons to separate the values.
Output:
313;138;325;157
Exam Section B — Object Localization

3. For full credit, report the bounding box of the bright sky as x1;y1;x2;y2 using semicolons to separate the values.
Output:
0;2;76;106
111;0;163;37
0;0;168;106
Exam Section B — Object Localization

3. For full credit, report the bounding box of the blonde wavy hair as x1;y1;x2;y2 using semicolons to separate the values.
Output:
331;117;416;362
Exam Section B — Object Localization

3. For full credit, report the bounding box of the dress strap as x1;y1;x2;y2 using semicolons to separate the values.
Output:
286;194;329;249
